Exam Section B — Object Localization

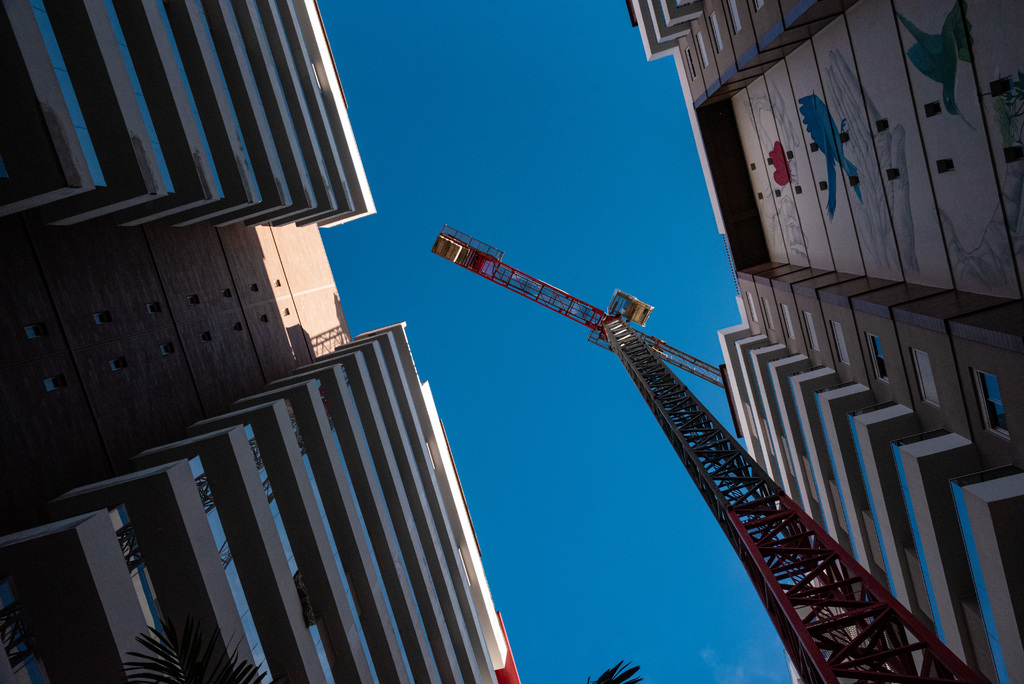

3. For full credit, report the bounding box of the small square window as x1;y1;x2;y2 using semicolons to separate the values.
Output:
145;302;162;314
259;314;269;323
849;176;860;187
187;294;200;305
93;311;112;325
282;308;291;316
160;343;175;355
803;311;819;351
233;322;243;331
25;323;47;339
795;185;802;194
991;77;1013;97
780;304;795;340
839;131;850;144
810;142;819;152
876;118;889;132
924;101;942;117
912;348;938;406
43;374;66;392
199;331;212;342
886;168;901;180
819;180;828;191
109;356;128;372
936;158;955;173
274;279;282;287
774;189;781;197
1004;146;1024;163
866;333;888;381
975;370;1008;436
221;288;232;298
250;283;260;292
831;321;849;365
746;292;759;323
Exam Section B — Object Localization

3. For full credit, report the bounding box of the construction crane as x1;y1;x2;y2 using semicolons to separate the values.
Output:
431;225;982;684
431;225;724;388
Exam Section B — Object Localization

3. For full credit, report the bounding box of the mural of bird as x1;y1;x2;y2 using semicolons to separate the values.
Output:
798;93;860;219
896;2;974;124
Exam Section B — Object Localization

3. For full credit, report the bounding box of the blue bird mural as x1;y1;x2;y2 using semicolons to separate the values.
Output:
897;2;974;126
798;93;860;219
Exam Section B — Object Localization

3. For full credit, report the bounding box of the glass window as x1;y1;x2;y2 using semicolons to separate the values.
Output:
781;304;795;340
697;31;709;68
710;13;724;52
761;297;775;330
831;320;849;365
746;291;758;323
803;311;819;350
685;47;697;80
975;370;1008;436
912;349;939;405
866;333;888;381
727;0;742;32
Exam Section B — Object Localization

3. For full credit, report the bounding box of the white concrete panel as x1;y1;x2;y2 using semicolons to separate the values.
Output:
785;41;866;275
763;60;835;271
894;0;1018;298
732;89;788;262
847;0;953;289
747;76;810;266
967;0;1024;287
813;17;903;281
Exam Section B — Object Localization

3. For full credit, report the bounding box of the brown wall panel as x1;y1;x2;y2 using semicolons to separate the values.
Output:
0;215;68;368
72;328;204;473
217;222;291;308
292;288;349;358
0;354;108;535
30;220;169;349
176;311;266;417
243;295;311;382
271;222;335;294
145;220;241;323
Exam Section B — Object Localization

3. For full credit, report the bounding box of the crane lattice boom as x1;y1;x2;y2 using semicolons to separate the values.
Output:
432;225;722;387
432;225;983;683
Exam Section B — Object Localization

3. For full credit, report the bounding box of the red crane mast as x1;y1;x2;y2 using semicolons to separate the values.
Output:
431;225;983;684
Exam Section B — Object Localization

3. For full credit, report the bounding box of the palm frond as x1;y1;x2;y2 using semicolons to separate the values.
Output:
589;660;642;684
124;616;265;684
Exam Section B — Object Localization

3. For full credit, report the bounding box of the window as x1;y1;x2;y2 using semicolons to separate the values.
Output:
43;374;66;391
145;302;161;314
159;343;175;355
221;288;232;298
199;331;212;342
912;349;939;405
831;320;849;365
24;323;47;339
233;322;243;331
727;0;742;32
109;356;128;371
754;0;765;10
710;13;724;52
250;283;260;292
746;292;759;323
761;297;775;330
780;304;795;340
282;308;291;317
866;333;888;381
696;31;709;68
93;310;112;324
274;279;282;287
975;370;1008;436
187;294;200;305
803;311;819;350
685;47;697;80
258;314;269;323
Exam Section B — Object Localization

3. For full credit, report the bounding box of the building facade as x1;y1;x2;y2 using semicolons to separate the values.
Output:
0;1;519;682
629;0;1024;682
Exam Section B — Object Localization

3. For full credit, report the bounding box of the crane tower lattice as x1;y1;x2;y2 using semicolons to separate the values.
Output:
431;225;983;684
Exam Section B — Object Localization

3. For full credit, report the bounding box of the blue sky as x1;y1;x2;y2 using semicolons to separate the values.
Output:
320;4;790;683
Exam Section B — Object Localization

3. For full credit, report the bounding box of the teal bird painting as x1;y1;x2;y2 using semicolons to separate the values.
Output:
798;93;860;219
897;2;974;125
